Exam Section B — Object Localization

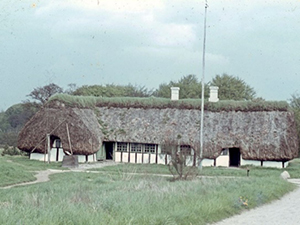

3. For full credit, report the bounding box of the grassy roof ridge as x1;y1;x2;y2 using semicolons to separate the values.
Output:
48;94;289;112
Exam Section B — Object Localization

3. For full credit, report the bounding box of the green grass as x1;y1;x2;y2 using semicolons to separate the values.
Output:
48;93;289;112
0;156;299;224
0;155;64;187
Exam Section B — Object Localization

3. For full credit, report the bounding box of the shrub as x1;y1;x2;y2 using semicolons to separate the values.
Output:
1;145;24;156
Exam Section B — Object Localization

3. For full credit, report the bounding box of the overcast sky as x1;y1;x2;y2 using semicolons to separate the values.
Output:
1;0;299;110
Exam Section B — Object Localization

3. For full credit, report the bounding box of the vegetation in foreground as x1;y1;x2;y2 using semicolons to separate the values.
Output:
0;156;299;224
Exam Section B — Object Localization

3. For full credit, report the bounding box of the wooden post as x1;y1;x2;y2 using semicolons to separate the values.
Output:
128;143;131;163
47;134;51;164
155;145;158;164
66;123;73;155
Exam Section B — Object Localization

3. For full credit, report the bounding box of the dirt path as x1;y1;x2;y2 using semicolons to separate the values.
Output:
213;179;300;225
0;161;117;189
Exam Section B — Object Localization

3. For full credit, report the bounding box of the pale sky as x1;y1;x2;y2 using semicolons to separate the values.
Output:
1;0;300;110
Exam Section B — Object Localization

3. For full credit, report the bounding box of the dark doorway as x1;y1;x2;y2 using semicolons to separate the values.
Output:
229;148;240;167
104;142;114;160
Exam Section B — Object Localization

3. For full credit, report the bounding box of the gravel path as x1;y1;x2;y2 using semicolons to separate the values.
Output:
213;179;300;225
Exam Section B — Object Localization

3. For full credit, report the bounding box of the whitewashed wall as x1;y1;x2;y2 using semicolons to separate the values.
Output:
30;148;97;163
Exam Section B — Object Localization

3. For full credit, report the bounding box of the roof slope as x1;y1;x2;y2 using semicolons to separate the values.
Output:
97;107;298;161
18;106;103;155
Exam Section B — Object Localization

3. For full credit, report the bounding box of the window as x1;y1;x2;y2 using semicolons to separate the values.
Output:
180;145;192;155
54;139;61;148
117;142;127;152
144;144;156;154
131;143;142;153
221;149;228;155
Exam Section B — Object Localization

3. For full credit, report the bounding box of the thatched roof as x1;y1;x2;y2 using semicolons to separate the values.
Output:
18;95;299;160
18;107;103;155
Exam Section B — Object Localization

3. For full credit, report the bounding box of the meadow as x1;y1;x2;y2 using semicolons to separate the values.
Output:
0;155;299;225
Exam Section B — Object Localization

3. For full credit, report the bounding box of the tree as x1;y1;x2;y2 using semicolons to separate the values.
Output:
27;83;63;104
210;74;256;101
153;74;209;99
0;103;39;146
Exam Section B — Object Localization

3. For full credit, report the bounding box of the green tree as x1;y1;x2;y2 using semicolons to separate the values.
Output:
153;74;209;99
210;74;256;101
0;103;39;146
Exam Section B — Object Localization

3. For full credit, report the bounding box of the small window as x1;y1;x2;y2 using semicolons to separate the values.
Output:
221;149;228;155
144;144;156;154
180;145;192;155
117;142;127;152
54;139;61;148
131;143;142;153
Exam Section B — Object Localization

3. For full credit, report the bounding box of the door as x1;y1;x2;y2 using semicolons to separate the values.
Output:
104;142;114;160
229;148;240;167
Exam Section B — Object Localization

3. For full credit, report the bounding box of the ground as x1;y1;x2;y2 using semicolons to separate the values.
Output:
2;161;300;224
213;179;300;225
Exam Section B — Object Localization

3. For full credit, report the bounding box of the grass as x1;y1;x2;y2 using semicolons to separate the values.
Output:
48;93;290;112
0;155;63;187
0;156;299;224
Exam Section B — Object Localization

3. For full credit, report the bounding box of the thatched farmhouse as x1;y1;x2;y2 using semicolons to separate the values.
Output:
18;92;299;168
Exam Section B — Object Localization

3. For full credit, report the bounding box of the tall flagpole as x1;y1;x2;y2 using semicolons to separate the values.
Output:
199;0;208;170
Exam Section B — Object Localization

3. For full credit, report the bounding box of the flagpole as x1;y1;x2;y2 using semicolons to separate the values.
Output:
199;0;208;170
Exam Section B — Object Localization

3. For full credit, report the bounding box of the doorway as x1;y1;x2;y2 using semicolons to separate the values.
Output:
104;142;114;160
229;148;240;167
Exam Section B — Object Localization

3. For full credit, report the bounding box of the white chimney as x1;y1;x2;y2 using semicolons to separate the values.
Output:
209;86;219;102
170;87;180;101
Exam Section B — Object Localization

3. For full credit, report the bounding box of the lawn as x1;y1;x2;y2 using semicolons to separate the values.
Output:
0;155;298;225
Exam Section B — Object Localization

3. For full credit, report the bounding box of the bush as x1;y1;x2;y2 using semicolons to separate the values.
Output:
1;145;24;156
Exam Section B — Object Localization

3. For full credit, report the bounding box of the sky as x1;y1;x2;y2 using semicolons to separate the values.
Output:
1;0;300;111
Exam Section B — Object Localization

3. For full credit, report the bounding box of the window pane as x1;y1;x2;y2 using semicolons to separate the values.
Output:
131;143;142;153
117;142;127;152
145;144;156;154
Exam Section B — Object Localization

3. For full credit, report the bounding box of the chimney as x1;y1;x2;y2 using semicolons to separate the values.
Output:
170;87;180;101
209;86;219;102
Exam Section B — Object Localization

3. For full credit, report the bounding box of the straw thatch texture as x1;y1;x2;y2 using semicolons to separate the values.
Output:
18;101;299;160
18;107;102;155
97;107;298;161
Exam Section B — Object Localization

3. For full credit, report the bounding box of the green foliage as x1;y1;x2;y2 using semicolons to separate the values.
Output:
210;73;256;100
73;84;152;98
153;74;210;99
49;94;289;112
0;102;39;146
1;145;23;156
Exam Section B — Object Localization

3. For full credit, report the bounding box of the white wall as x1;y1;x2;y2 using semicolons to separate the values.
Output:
30;148;97;163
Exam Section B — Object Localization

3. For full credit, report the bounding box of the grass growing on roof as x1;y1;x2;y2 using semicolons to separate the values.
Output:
49;94;289;112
